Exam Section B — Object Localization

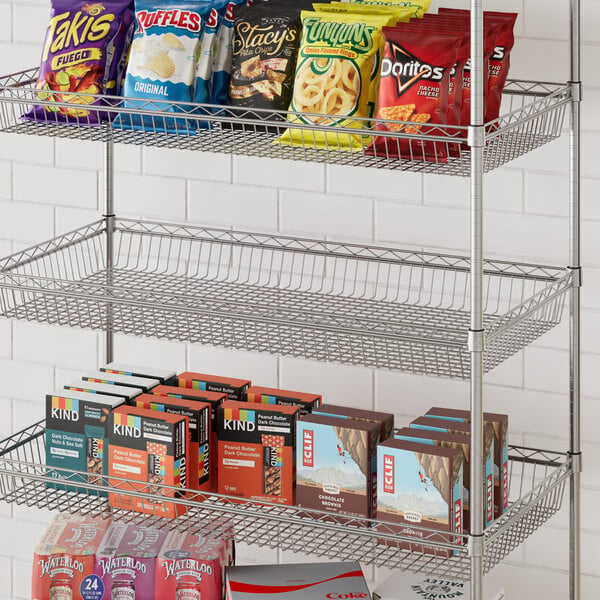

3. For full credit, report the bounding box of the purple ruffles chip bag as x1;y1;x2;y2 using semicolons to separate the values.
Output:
24;0;135;125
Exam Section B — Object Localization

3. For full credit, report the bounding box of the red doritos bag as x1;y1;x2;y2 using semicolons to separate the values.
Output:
367;26;462;163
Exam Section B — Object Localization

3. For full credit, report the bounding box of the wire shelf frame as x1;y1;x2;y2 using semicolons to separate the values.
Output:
0;219;571;378
0;70;570;175
0;421;569;579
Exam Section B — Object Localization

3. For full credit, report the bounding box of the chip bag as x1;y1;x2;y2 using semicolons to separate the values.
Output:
196;5;222;104
348;0;432;19
24;0;134;125
367;26;462;163
277;11;392;151
113;0;214;134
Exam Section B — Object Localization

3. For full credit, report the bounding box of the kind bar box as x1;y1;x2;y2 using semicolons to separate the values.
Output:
296;414;379;519
156;531;230;600
83;370;159;393
410;417;496;527
32;514;111;600
226;562;370;600
134;393;211;491
244;386;321;416
151;385;227;493
426;407;509;517
108;405;189;518
46;389;125;495
64;380;142;403
101;362;177;385
313;404;394;442
217;400;299;504
377;438;463;557
95;522;167;598
178;371;251;401
373;572;504;600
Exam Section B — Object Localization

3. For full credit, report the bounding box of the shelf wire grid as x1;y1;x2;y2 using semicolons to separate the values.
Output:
0;70;570;175
0;219;572;378
0;421;570;579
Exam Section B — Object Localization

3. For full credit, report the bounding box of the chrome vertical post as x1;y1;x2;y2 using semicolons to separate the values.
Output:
568;0;582;599
468;1;485;599
104;139;115;364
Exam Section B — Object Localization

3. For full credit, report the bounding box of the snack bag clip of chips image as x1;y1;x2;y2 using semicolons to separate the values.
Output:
24;0;135;125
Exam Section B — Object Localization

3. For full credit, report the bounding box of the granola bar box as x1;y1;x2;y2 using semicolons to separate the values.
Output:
83;370;159;392
178;372;251;401
312;404;394;442
64;380;142;402
101;362;177;385
243;385;321;416
217;400;299;504
108;405;189;518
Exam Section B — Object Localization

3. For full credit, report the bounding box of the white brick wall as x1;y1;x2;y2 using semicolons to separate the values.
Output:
0;0;599;597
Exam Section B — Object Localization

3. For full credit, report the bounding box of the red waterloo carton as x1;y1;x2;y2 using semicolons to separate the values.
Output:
217;400;299;504
151;384;227;493
32;514;111;600
243;385;321;416
133;393;211;492
108;405;189;518
178;371;251;401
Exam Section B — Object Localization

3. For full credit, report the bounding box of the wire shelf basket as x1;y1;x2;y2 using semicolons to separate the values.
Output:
0;69;570;175
0;421;569;579
0;219;571;378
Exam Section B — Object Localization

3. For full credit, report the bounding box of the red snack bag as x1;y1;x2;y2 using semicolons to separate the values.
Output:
368;26;462;163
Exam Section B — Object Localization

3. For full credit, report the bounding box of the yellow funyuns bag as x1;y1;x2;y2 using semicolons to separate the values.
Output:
348;0;432;19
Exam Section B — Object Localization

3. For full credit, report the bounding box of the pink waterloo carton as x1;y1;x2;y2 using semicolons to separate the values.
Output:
95;522;167;599
156;531;231;600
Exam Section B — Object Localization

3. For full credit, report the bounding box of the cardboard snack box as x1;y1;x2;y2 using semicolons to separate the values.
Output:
217;400;299;505
377;438;464;557
83;371;159;393
133;393;211;491
46;389;125;495
178;372;251;401
312;404;394;442
410;417;496;526
108;405;189;518
32;514;111;600
296;413;379;519
426;406;509;517
101;362;177;385
243;386;321;416
225;562;370;600
64;380;142;402
151;385;227;493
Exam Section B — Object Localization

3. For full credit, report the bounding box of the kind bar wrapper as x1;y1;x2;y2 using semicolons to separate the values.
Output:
349;0;432;19
108;405;189;518
377;438;463;557
243;385;321;416
178;371;250;401
134;393;211;491
297;413;379;519
46;389;125;495
24;0;134;125
83;370;159;392
367;25;461;163
226;562;370;600
425;407;509;517
410;416;495;527
64;380;142;402
313;404;393;441
278;11;391;151
228;8;302;112
156;531;229;599
217;400;299;504
32;514;111;600
101;362;176;384
95;522;167;598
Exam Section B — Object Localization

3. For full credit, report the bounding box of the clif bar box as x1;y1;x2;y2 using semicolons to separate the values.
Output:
225;562;370;600
244;386;321;416
410;416;495;526
101;362;177;385
426;406;509;517
32;514;111;600
217;400;299;504
64;380;142;402
178;371;251;401
313;404;394;442
296;413;379;519
108;405;189;518
83;370;159;393
377;438;463;557
134;393;211;491
46;389;125;495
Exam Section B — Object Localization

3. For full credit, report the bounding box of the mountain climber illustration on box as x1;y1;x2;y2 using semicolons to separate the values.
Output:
337;441;349;463
418;467;433;492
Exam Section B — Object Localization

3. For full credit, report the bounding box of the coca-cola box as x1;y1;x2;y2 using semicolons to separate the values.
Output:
95;522;167;599
32;514;111;600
